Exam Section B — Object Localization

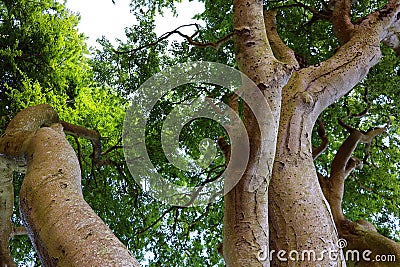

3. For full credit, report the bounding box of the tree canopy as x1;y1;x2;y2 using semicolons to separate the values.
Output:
1;0;400;266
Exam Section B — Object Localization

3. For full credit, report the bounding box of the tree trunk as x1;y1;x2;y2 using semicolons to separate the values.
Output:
0;105;140;267
269;83;342;266
0;158;17;267
225;0;400;266
223;1;295;266
268;1;400;266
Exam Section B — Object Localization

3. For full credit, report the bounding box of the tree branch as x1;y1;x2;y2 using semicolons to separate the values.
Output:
217;136;230;166
324;120;389;224
60;121;103;167
11;225;27;237
294;0;332;21
381;0;400;54
269;1;332;21
0;105;59;156
263;10;299;68
234;0;293;124
332;0;355;44
113;24;234;58
297;2;400;118
312;119;329;160
343;86;371;119
137;206;177;235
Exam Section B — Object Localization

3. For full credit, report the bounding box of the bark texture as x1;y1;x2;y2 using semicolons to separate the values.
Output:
224;0;400;266
0;158;18;267
223;1;295;266
0;157;26;267
0;105;140;267
268;0;400;266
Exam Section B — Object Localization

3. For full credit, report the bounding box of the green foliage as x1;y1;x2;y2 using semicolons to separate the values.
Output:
0;0;89;124
5;70;68;111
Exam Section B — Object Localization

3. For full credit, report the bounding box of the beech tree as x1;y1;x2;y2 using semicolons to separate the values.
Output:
1;0;400;266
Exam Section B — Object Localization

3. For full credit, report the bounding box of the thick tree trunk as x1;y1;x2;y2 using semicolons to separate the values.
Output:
223;1;295;266
225;0;400;266
269;88;342;266
0;105;140;267
268;1;400;266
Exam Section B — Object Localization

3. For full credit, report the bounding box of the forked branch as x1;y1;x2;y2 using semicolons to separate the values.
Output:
302;0;400;117
332;0;355;44
114;24;234;58
318;117;400;266
263;10;299;68
321;119;389;223
61;121;104;167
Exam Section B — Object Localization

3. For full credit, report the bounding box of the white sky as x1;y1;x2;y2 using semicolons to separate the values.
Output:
64;0;205;48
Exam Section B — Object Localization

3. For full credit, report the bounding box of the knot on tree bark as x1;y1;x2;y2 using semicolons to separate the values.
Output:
0;104;59;156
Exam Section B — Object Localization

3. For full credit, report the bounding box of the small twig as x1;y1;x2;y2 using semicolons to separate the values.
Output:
113;24;234;58
188;203;212;230
137;206;178;235
101;145;123;156
293;0;331;20
343;86;371;119
10;225;27;237
268;1;331;21
352;173;394;201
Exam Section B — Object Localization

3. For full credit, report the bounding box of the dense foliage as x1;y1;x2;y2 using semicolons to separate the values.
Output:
1;0;399;266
